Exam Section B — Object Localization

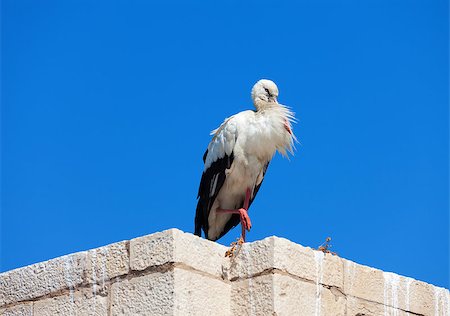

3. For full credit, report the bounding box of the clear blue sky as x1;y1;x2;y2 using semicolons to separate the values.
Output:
1;0;448;288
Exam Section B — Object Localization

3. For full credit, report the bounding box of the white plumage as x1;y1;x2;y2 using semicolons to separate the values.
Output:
195;79;296;241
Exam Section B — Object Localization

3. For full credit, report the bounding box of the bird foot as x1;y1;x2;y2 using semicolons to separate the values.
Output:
225;237;245;258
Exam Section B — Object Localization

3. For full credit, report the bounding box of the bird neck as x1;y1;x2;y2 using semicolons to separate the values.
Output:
254;101;279;111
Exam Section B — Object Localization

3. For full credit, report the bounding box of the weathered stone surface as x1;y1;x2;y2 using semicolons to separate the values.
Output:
232;272;345;316
232;274;274;315
173;230;228;279
129;230;175;270
0;252;85;306
174;267;230;316
344;259;386;305
321;251;344;289
408;278;441;316
228;236;344;289
272;273;317;316
433;286;450;316
344;263;450;316
85;240;129;287
130;228;228;278
0;303;33;316
110;270;175;315
273;237;318;283
33;288;108;316
346;296;409;316
272;273;347;316
318;285;346;316
1;229;448;315
228;237;317;281
110;267;229;316
344;266;445;316
228;237;273;279
0;239;128;308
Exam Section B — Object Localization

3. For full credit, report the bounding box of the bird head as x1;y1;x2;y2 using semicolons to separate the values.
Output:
251;79;279;109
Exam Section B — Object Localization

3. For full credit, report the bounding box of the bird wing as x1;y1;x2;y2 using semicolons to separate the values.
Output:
195;116;238;238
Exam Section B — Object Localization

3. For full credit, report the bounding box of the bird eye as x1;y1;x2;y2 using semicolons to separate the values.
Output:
264;88;271;96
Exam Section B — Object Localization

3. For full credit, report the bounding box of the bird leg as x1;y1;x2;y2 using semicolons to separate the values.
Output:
217;188;252;242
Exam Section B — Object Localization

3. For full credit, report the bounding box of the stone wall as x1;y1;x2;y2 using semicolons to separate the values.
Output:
1;228;448;315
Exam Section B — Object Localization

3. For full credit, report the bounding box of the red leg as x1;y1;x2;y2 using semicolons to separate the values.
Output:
243;188;250;209
217;188;252;242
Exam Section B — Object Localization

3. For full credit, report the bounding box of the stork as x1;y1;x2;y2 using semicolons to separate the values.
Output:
194;79;296;242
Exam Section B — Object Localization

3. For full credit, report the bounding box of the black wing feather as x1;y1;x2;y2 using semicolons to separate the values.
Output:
195;150;234;238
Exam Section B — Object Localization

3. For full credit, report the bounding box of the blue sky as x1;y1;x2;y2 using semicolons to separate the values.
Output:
1;0;448;288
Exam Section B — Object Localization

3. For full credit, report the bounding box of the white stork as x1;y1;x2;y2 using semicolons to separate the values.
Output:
195;79;296;242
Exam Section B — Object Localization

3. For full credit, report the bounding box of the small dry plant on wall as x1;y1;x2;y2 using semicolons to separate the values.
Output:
317;237;338;256
225;237;245;258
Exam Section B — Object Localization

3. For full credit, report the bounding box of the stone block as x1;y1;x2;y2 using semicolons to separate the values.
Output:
346;296;409;316
322;251;344;289
130;228;228;278
344;263;445;316
320;286;347;316
111;266;230;316
273;273;316;315
174;267;230;316
84;240;129;287
0;252;85;306
232;271;345;316
33;288;108;316
228;236;344;289
344;260;386;305
273;237;317;283
408;278;441;316
110;270;175;316
228;237;315;281
272;273;346;316
433;286;450;316
0;303;33;316
1;229;448;316
232;274;274;315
